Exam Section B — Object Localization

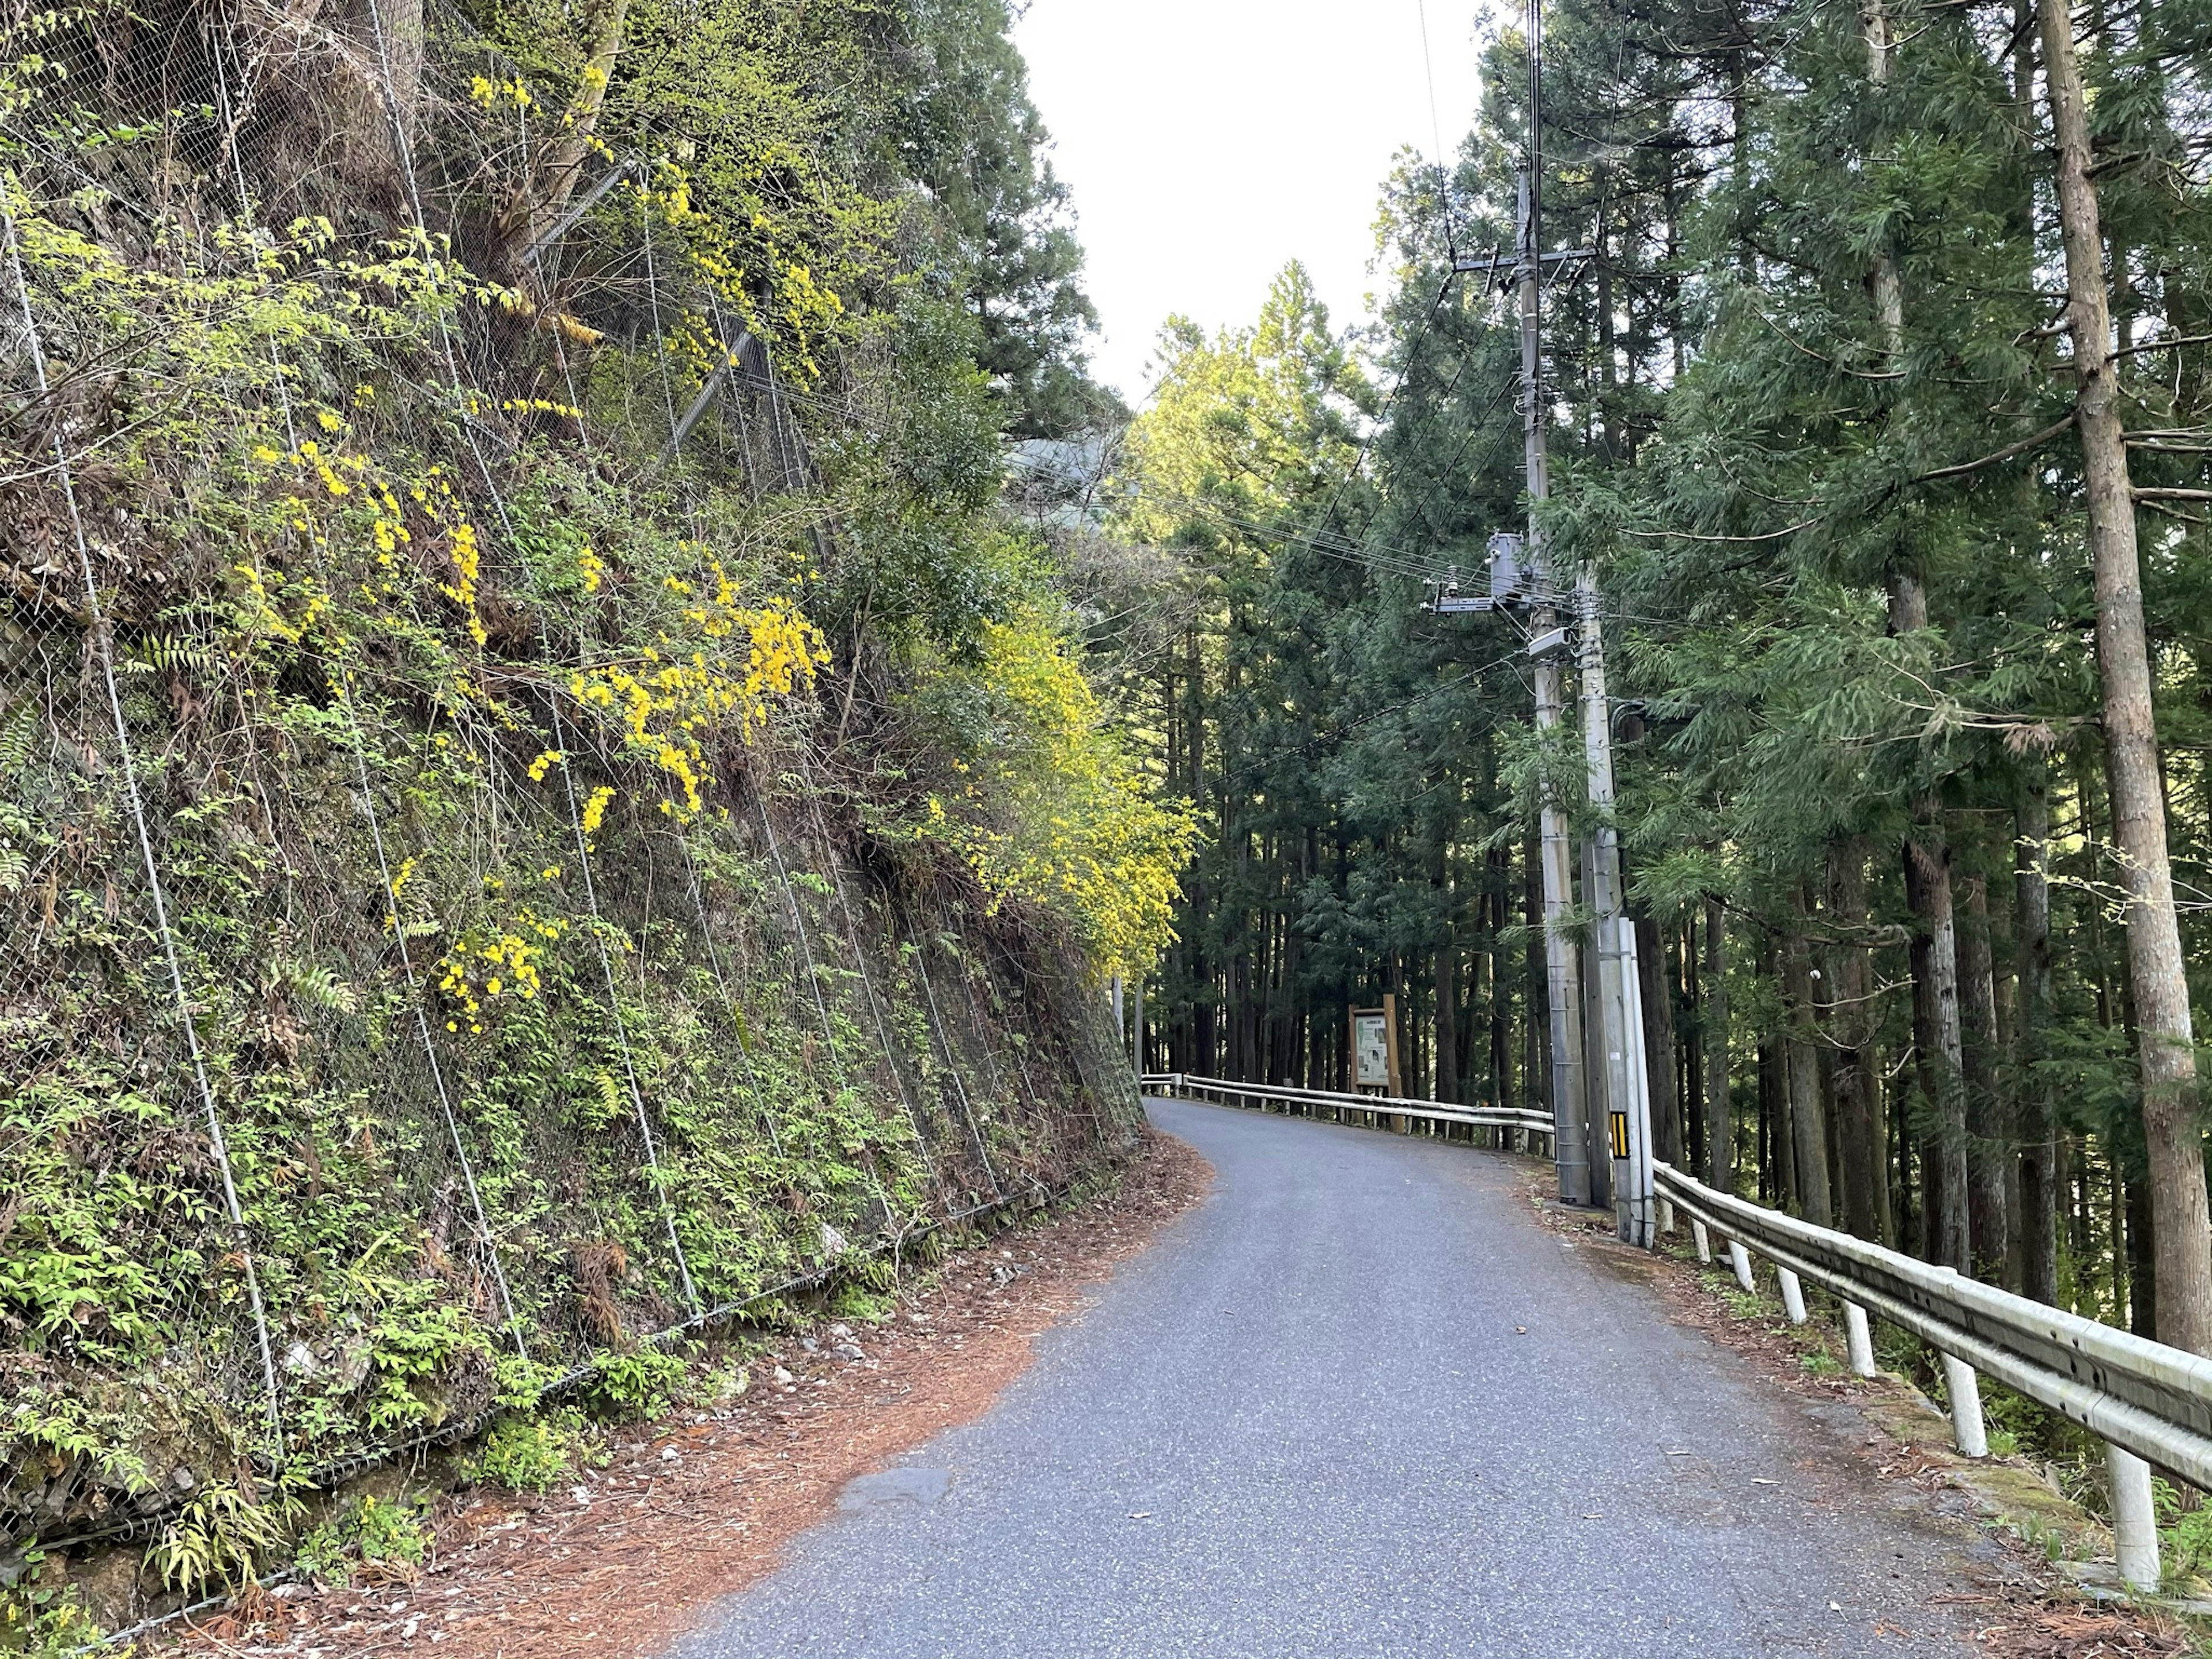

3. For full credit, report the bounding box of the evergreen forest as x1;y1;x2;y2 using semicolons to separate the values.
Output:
1116;0;2212;1361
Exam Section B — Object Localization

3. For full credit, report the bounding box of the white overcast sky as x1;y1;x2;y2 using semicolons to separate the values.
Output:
1012;1;1488;408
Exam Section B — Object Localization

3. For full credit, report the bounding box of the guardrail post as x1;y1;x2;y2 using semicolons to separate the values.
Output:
1657;1197;1675;1236
1691;1219;1711;1264
2107;1441;2160;1590
1939;1354;1987;1457
1776;1267;1808;1325
1843;1302;1876;1378
1727;1239;1755;1293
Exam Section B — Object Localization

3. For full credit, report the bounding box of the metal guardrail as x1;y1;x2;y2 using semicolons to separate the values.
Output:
1654;1160;2212;1590
1141;1073;1554;1148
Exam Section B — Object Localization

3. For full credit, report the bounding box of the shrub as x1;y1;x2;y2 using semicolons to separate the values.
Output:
294;1493;431;1588
575;1349;691;1421
149;1478;306;1593
467;1409;593;1494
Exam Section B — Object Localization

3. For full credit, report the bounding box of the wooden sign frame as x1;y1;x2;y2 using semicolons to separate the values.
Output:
1347;994;1403;1095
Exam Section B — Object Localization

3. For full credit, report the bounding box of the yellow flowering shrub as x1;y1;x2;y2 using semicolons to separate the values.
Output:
566;564;829;819
919;605;1195;977
436;910;567;1034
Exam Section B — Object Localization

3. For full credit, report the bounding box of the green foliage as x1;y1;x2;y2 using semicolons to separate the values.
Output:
2156;1480;2212;1587
574;1349;691;1422
149;1478;306;1594
891;0;1116;437
1718;1285;1765;1322
906;580;1198;975
0;1571;104;1659
0;0;1135;1552
465;1408;594;1495
293;1493;430;1587
828;1283;893;1324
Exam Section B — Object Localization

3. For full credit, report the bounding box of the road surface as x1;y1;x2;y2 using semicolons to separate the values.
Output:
680;1098;2005;1656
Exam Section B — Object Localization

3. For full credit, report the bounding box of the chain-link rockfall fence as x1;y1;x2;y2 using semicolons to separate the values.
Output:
0;0;1141;1601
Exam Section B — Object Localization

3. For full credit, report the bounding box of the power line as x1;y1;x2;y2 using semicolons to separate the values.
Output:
1286;273;1460;573
1418;0;1459;264
1002;447;1443;580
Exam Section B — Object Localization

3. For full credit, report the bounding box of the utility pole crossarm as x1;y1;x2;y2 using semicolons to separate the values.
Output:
1452;246;1594;274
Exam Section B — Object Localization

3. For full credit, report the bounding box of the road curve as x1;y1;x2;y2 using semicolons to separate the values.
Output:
679;1099;2002;1657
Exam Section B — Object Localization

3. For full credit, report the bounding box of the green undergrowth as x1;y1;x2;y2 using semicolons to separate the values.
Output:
0;33;1154;1611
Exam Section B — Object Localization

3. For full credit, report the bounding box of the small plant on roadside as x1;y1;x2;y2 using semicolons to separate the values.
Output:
2153;1478;2212;1590
1800;1350;1842;1378
830;1282;894;1324
466;1408;594;1494
1720;1286;1764;1321
149;1477;306;1593
692;1361;752;1408
295;1493;431;1588
0;1554;105;1659
576;1347;690;1421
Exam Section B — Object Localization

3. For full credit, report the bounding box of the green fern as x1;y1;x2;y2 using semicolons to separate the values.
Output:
0;698;39;775
269;959;359;1014
126;631;215;677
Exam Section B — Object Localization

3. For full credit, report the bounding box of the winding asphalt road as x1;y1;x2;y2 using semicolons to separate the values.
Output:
681;1099;2008;1657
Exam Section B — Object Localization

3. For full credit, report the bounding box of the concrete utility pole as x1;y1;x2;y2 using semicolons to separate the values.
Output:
1578;571;1656;1245
1514;168;1593;1210
1438;164;1593;1209
1431;139;1654;1243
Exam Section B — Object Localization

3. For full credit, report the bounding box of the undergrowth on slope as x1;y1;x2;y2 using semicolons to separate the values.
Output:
0;0;1173;1615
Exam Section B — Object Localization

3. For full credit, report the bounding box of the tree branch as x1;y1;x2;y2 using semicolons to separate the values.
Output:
1916;415;2075;483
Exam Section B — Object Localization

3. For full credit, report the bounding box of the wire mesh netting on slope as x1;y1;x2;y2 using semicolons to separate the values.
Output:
0;0;1143;1567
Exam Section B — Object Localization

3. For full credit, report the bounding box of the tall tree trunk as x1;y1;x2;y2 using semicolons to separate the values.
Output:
1783;904;1835;1226
1867;0;1974;1265
1703;896;1731;1190
2127;1172;2157;1338
2016;763;2059;1305
338;0;427;192
1526;830;1548;1117
1636;909;1681;1166
2041;0;2212;1353
1959;872;2010;1278
1904;828;1971;1272
1435;840;1459;1103
1828;841;1881;1238
1682;911;1705;1175
499;0;632;271
1757;934;1794;1209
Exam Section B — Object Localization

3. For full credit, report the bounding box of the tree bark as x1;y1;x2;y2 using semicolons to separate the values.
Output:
499;0;632;273
1828;841;1881;1239
335;0;426;196
1703;897;1731;1190
1959;873;2010;1278
1904;828;1971;1272
2016;764;2059;1305
1637;909;1681;1167
2041;0;2212;1354
1783;906;1835;1226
